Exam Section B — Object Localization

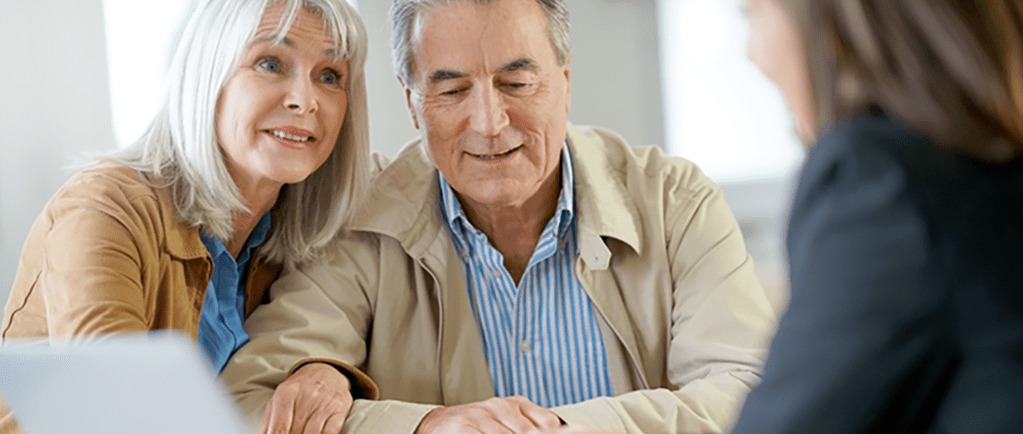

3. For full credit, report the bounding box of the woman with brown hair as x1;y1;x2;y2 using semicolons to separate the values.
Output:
732;0;1023;432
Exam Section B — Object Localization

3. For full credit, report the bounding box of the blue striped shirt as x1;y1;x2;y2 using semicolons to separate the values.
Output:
197;212;271;372
439;146;614;407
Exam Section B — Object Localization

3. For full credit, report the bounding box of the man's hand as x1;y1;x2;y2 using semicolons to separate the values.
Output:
260;362;353;434
415;396;562;433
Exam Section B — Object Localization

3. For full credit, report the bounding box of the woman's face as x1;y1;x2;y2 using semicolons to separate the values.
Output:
745;0;815;142
216;5;349;197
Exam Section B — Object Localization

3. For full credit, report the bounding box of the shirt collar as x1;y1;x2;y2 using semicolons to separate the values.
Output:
246;212;273;251
438;174;473;258
439;144;576;260
199;212;272;263
554;143;575;235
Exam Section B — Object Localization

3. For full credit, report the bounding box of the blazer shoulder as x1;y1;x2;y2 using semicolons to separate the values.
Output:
811;115;954;179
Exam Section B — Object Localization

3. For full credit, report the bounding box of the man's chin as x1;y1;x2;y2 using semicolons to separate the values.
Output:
455;182;536;210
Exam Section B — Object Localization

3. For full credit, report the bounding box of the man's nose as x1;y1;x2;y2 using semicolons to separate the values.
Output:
467;84;509;137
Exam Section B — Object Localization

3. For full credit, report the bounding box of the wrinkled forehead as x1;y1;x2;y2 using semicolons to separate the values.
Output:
257;1;351;61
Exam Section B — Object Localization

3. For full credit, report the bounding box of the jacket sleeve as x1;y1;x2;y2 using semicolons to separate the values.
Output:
730;128;947;433
31;182;163;338
552;172;777;433
221;232;395;428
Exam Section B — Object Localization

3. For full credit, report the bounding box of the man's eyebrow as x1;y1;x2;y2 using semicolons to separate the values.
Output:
499;58;537;73
430;69;467;82
427;59;536;82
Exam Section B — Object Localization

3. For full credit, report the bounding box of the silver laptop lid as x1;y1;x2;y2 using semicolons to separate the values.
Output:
0;331;248;434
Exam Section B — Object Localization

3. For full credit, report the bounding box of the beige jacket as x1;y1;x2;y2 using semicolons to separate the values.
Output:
224;124;777;433
1;162;282;434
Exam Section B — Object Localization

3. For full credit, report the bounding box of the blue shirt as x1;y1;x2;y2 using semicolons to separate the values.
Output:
197;212;271;372
439;146;614;408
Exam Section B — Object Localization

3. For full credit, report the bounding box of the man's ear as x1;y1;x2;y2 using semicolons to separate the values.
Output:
562;53;572;113
397;75;420;130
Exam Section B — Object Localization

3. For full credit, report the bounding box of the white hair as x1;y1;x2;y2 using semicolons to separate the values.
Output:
105;0;370;265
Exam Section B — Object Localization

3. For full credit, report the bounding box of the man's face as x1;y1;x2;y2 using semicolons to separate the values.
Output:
403;0;571;210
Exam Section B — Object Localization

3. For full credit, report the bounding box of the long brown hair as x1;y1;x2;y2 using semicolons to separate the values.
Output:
781;0;1023;162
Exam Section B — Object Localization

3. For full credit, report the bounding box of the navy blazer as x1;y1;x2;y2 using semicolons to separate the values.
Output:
732;114;1023;433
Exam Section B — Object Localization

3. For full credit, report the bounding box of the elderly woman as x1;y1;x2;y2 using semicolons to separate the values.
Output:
1;0;369;431
735;0;1023;432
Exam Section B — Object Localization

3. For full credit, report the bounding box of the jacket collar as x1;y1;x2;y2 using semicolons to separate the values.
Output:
140;171;211;262
566;123;643;255
347;140;446;259
348;123;643;260
147;169;280;315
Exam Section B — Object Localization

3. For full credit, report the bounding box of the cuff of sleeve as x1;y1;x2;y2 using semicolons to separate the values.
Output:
289;358;380;400
551;398;626;432
343;399;439;434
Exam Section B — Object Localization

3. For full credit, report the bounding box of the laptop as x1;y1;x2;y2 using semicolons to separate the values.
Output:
0;331;249;434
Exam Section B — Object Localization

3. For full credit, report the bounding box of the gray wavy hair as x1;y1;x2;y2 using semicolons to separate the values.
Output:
389;0;570;88
106;0;370;265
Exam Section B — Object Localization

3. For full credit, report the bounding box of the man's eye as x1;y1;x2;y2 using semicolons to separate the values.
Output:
502;82;531;92
440;88;463;96
320;69;342;85
257;57;282;73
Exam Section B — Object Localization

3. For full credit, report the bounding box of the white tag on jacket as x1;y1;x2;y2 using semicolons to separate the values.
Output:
578;233;611;270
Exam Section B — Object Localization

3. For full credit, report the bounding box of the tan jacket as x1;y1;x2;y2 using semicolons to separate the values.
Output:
224;124;777;433
0;162;282;433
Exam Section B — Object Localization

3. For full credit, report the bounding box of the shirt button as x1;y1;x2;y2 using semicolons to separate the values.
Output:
491;270;502;278
520;340;531;353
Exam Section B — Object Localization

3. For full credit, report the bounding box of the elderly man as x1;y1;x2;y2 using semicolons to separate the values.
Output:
223;0;776;432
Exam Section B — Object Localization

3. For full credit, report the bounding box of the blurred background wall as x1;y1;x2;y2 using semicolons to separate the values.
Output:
0;0;117;306
0;0;795;312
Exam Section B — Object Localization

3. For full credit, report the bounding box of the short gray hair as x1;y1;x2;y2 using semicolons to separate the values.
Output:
390;0;570;88
106;0;370;265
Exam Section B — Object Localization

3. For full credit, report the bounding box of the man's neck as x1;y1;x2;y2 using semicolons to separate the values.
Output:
459;170;562;285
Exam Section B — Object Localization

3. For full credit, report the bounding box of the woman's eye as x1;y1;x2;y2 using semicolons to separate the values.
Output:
320;69;342;85
257;57;282;73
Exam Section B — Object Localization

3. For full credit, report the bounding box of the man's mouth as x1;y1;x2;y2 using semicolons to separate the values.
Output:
467;146;521;160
